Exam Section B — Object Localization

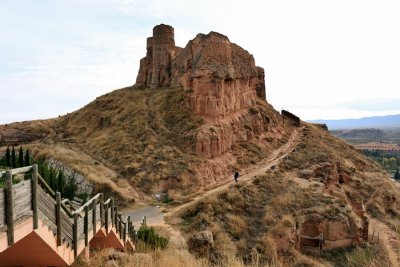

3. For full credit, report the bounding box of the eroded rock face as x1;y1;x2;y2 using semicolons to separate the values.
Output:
136;24;266;117
136;24;272;158
299;213;365;252
194;107;274;158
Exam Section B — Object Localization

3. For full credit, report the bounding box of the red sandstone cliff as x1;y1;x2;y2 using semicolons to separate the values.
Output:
136;24;266;113
136;24;276;159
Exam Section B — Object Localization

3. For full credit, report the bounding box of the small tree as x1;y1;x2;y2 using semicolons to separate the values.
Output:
5;147;11;167
11;146;16;168
49;169;55;190
18;146;24;167
24;149;30;166
57;170;65;195
395;169;400;180
64;176;78;200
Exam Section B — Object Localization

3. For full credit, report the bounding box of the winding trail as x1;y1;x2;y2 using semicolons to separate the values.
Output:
124;126;400;265
369;218;400;267
165;127;303;216
123;127;303;247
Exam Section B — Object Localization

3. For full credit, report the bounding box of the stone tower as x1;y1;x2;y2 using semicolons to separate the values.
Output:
150;24;175;88
135;24;176;87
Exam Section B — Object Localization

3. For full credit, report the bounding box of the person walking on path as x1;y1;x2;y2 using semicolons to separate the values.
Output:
234;171;239;183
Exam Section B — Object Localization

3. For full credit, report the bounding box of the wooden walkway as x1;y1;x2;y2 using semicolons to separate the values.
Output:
0;165;135;266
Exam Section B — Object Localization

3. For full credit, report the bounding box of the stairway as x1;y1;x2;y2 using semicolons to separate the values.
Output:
0;165;135;266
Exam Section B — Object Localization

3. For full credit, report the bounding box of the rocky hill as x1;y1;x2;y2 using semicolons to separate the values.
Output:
0;24;288;202
1;24;400;266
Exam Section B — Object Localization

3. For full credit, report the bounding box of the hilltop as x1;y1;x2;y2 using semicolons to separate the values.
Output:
0;24;288;202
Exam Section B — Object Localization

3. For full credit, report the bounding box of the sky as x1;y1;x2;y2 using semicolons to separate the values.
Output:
1;0;400;123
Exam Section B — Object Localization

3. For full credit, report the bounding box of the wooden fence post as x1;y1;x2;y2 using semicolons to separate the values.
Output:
5;170;14;246
123;222;126;242
32;164;38;229
105;203;109;233
114;206;118;231
127;216;131;240
118;214;122;239
73;213;78;258
56;192;62;246
84;206;89;246
100;193;104;227
110;198;114;227
93;198;97;236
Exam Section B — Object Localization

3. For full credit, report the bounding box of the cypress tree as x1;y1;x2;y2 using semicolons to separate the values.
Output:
11;146;16;168
5;147;11;167
38;161;43;177
18;146;24;167
395;169;400;180
24;149;30;166
49;169;55;190
57;170;65;195
64;176;78;199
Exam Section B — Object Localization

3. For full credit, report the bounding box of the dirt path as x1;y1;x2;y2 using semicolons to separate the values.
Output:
123;127;303;248
164;127;303;217
122;206;187;249
369;218;400;267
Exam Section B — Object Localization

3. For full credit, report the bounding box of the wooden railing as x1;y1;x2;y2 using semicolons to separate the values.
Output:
0;165;136;258
297;233;324;255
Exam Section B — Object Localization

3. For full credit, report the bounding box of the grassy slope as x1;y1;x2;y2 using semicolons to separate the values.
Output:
39;86;283;198
1;86;287;200
49;86;203;195
282;124;400;229
178;124;400;266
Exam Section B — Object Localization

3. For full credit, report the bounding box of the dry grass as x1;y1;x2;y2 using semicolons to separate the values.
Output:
73;244;285;267
47;86;203;196
177;124;400;266
179;168;350;266
281;124;400;230
321;243;391;267
1;85;287;201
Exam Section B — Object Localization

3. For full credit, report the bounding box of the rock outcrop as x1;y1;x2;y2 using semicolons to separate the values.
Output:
136;24;275;158
136;24;266;118
136;24;182;88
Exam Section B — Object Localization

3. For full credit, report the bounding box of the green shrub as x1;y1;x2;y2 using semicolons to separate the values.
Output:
137;226;169;249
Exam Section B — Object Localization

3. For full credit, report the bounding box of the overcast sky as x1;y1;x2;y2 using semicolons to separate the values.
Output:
1;0;400;124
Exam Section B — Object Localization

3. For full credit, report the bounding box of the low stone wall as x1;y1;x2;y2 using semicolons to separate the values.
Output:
282;110;300;127
47;159;94;195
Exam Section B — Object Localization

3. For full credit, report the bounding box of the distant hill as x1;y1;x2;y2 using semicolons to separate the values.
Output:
309;114;400;130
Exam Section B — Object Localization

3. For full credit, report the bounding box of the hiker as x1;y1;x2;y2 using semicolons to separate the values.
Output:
234;171;239;183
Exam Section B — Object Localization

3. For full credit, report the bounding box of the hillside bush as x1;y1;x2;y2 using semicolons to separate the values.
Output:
137;226;169;250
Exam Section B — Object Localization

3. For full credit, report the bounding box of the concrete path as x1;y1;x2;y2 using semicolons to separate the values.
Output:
122;206;164;228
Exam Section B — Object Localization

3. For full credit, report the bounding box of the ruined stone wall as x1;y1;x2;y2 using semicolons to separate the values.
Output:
135;25;266;117
151;24;175;88
135;24;271;158
136;24;176;87
282;110;300;127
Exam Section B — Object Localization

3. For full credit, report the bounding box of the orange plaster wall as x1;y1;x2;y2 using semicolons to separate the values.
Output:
0;219;132;266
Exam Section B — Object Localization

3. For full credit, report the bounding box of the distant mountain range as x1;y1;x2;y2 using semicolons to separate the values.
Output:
308;114;400;130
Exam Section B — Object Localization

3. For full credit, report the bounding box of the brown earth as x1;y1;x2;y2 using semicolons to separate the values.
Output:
0;24;286;201
2;24;400;266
